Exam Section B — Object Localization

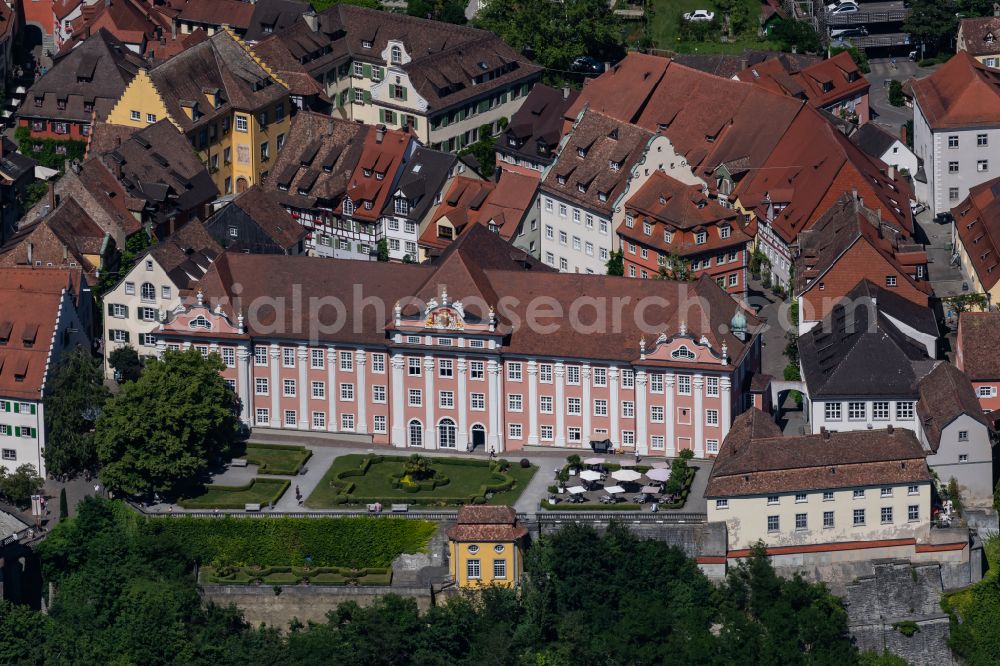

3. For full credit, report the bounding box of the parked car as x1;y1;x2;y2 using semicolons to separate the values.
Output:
828;1;859;13
571;55;605;75
683;9;715;21
830;26;868;38
910;201;926;217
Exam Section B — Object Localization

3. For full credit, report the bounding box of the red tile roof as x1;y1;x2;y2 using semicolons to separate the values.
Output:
446;505;527;542
910;52;1000;130
344;128;413;223
951;175;1000;291
958;16;1000;57
0;268;83;399
957;312;1000;381
736;51;869;111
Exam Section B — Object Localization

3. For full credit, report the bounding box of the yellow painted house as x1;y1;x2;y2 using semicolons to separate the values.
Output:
447;505;527;589
107;30;290;196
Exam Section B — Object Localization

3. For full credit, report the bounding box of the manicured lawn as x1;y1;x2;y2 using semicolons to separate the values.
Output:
244;443;311;475
306;454;537;508
201;564;392;586
647;0;779;53
178;478;289;509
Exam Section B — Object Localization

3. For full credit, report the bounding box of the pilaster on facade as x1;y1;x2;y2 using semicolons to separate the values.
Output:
581;364;592;449
457;359;469;450
720;377;732;444
693;374;705;458
635;370;648;455
356;349;368;434
487;359;502;452
423;355;436;448
237;345;251;426
527;360;539;446
298;346;308;431
665;372;676;457
269;344;280;426
390;353;405;447
608;367;620;443
554;362;566;447
327;348;338;433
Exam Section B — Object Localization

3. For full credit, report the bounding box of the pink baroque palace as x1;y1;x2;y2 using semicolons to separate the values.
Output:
153;226;762;458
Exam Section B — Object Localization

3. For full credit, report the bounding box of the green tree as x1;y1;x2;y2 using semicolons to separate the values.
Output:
0;600;51;665
655;252;694;281
375;238;390;262
888;80;904;107
97;231;153;296
903;0;958;54
403;454;433;481
771;18;822;54
109;345;143;383
475;0;624;75
44;347;108;478
605;248;624;275
95;348;240;497
0;465;44;507
23;180;49;208
407;0;467;23
310;0;380;9
457;124;498;177
59;487;68;521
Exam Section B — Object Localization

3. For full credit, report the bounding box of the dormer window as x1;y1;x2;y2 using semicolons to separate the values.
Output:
364;169;372;177
364;200;373;210
671;345;696;360
664;230;673;243
822;81;833;93
643;221;652;235
557;175;566;185
577;183;586;193
362;40;373;48
609;160;621;172
625;213;634;228
577;147;587;158
343;198;355;215
720;225;731;239
695;231;707;244
189;315;212;330
57;98;66;110
598;191;608;202
34;96;42;107
391;45;402;64
376;171;384;181
988;33;995;44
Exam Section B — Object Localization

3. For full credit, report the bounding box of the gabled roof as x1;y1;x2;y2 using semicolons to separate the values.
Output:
0;198;108;274
245;0;309;42
501;84;579;163
795;193;929;298
344;128;412;223
146;222;221;290
916;362;991;451
841;279;939;338
706;409;931;498
957;312;1000;381
227;186;306;250
737;51;869;110
951;175;1000;291
799;295;937;398
910;51;1000;129
540;109;653;215
0;268;84;400
392;147;464;221
170;0;255;30
147;30;288;133
958;16;1000;57
20;29;146;124
850;122;901;160
447;505;527;542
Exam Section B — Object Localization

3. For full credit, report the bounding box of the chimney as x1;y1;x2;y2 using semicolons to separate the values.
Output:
821;427;830;439
994;1;999;16
171;20;177;39
303;9;319;32
47;181;55;212
563;86;570;99
900;124;907;145
887;164;895;180
27;242;33;265
887;424;894;434
376;124;386;143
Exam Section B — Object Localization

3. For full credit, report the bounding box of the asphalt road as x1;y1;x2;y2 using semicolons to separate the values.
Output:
867;58;938;132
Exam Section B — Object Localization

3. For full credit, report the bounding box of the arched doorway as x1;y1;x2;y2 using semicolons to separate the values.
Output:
408;419;423;447
471;424;486;450
438;418;456;449
236;177;249;193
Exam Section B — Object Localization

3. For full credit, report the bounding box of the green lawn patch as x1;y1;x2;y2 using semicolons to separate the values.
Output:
244;443;311;475
306;454;537;508
646;0;779;53
178;478;289;509
139;515;436;568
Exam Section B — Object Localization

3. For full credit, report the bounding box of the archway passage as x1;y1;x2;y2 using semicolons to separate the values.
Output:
471;424;486;450
438;418;456;449
236;177;249;193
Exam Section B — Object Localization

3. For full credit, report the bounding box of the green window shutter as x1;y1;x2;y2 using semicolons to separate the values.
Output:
14;427;19;437
400;87;407;101
30;404;36;415
31;428;36;438
362;63;372;78
379;108;385;123
376;67;384;79
363;91;371;105
124;332;130;342
13;403;18;414
107;302;114;316
410;116;418;130
478;100;489;113
2;401;7;412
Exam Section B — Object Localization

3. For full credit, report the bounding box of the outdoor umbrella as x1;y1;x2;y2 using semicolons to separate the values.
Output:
650;461;669;469
579;470;602;482
619;460;637;468
604;485;625;495
567;486;587;494
646;468;670;482
611;469;642;483
640;485;660;494
583;457;605;466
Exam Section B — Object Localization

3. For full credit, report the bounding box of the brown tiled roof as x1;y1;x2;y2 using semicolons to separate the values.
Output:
706;408;932;497
671;49;820;81
173;0;255;29
916;362;991;451
147;221;221;290
63;0;168;52
265;111;365;211
0;198;107;274
148;30;288;134
420;176;495;251
0;1;15;43
249;34;328;99
20;29;146;124
951;176;1000;291
245;0;309;42
344;128;413;224
188;223;758;364
446;505;527;542
86;122;138;156
229;186;306;249
795;193;930;298
421;171;536;251
959;16;1000;57
0;268;83;399
736;51;870;110
957;312;1000;380
267;5;541;113
910;52;1000;130
540;110;653;215
501;84;579;166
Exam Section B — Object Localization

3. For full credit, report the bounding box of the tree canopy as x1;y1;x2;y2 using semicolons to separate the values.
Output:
108;345;143;383
902;0;958;54
474;0;624;74
406;0;467;24
95;348;240;497
44;347;108;478
771;18;822;54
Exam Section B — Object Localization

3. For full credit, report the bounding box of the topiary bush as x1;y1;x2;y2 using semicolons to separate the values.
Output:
520;458;531;468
